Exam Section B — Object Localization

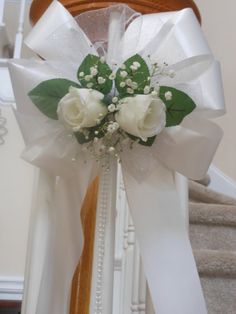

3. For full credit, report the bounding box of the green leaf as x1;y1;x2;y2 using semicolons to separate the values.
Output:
159;86;196;127
102;95;113;107
77;54;113;94
28;79;80;120
115;54;150;97
126;133;156;147
74;131;92;144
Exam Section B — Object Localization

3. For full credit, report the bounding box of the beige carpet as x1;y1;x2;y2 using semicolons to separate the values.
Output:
189;180;236;314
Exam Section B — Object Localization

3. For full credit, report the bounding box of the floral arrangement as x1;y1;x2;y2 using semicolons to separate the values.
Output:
28;54;196;160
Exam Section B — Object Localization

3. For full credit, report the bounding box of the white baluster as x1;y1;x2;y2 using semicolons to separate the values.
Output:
13;0;27;58
0;0;5;27
138;259;146;314
121;208;134;314
131;243;140;313
1;0;27;105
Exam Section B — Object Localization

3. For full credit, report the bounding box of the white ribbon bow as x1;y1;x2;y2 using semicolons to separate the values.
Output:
9;1;225;314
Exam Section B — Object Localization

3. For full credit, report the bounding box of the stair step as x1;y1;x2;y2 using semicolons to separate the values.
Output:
189;181;236;206
190;223;236;251
200;277;236;314
189;202;236;226
195;249;236;313
189;181;236;313
194;249;236;278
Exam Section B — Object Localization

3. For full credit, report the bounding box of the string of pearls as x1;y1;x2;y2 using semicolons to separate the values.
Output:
94;161;110;314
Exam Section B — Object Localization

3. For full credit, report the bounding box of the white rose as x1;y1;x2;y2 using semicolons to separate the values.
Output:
115;95;166;141
57;87;107;131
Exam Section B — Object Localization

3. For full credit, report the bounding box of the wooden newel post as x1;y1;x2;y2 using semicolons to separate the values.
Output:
30;1;201;313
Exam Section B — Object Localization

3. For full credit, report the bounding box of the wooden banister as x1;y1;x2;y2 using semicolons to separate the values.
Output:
69;178;98;314
30;0;201;24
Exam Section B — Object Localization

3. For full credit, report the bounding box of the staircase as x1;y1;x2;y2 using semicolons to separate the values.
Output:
189;180;236;314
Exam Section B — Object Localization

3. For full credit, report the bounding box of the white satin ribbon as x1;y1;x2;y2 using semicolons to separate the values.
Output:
121;156;206;314
9;1;225;314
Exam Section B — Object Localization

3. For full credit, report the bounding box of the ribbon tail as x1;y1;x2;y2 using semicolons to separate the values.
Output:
121;158;207;314
22;161;97;314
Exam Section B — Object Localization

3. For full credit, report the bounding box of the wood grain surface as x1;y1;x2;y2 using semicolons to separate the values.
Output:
69;178;98;314
0;301;21;307
30;0;201;24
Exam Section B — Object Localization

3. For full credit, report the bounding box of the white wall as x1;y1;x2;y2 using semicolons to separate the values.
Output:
0;108;35;278
0;1;34;280
195;0;236;181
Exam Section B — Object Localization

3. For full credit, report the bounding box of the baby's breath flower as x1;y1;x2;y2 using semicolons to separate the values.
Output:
97;77;106;84
87;82;93;88
133;61;141;68
120;82;126;88
165;91;172;101
112;96;118;103
144;86;151;94
79;72;84;77
90;67;98;76
113;122;119;130
85;75;92;81
109;72;116;80
131;82;138;90
107;124;115;133
107;122;119;134
108;146;115;154
125;78;133;87
108;104;116;112
151;90;158;96
107;125;113;133
127;88;134;94
100;56;105;63
130;65;137;71
120;71;128;78
120;64;126;70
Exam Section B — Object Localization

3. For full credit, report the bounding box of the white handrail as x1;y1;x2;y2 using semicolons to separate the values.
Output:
14;0;27;58
0;0;5;26
0;58;7;65
0;0;27;106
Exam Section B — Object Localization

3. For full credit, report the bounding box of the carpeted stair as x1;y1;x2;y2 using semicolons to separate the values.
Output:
189;180;236;314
